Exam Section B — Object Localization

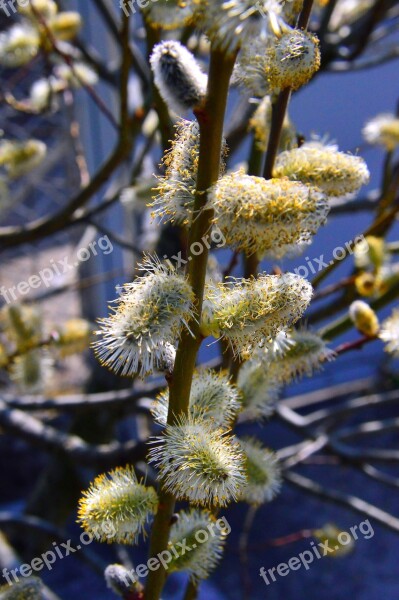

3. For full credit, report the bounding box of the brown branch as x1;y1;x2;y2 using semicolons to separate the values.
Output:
0;399;148;467
285;471;399;534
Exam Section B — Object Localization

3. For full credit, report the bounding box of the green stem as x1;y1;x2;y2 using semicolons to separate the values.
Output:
144;48;236;600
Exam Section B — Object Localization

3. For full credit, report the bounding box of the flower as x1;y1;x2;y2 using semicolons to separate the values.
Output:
362;113;399;151
104;564;142;597
274;141;370;197
265;29;320;92
29;77;58;112
149;415;246;507
349;300;379;337
168;510;228;579
152;119;199;225
249;95;297;152
200;0;284;53
0;139;46;178
265;328;336;384
202;273;313;356
152;369;241;428
10;349;53;394
0;24;40;67
313;524;355;557
93;256;194;378
2;304;42;351
0;577;44;599
77;466;158;544
143;0;198;30
54;62;99;88
48;12;82;41
237;359;281;421
209;170;329;258
150;41;207;116
329;0;375;31
18;0;58;18
152;119;226;225
55;318;92;357
239;438;282;505
354;235;386;272
233;36;273;98
379;309;399;357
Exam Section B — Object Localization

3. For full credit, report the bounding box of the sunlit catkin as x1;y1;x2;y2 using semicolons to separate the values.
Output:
274;141;370;196
239;438;282;505
152;369;241;428
93;256;194;378
168;510;228;579
149;415;246;507
203;273;313;356
78;466;158;544
209;170;329;258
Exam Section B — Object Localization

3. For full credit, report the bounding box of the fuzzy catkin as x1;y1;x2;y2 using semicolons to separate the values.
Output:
150;40;207;116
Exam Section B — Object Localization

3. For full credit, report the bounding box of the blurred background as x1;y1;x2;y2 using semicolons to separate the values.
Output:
0;1;398;598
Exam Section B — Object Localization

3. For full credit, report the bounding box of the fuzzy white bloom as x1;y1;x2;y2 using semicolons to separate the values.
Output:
150;41;207;117
152;119;197;224
149;415;246;507
55;318;92;358
353;235;385;271
203;273;313;356
93;256;194;378
54;62;99;88
237;359;281;421
0;24;40;68
29;78;57;112
47;12;82;41
349;300;379;337
329;0;374;31
152;119;226;225
249;95;297;152
18;0;58;18
265;328;336;384
239;438;282;505
233;35;273;98
0;139;46;178
200;0;284;53
168;510;228;579
1;304;42;351
78;466;158;544
152;369;241;428
104;564;140;597
362;114;399;152
266;29;320;92
209;170;329;258
143;0;198;30
10;349;53;394
379;309;399;357
274;141;370;197
0;577;44;599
